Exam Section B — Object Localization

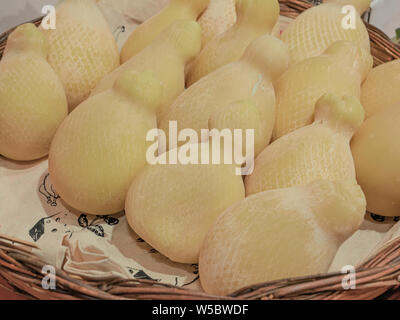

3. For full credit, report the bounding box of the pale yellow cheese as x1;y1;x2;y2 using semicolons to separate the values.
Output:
198;0;237;47
125;143;245;264
91;20;202;120
0;24;67;161
160;35;289;157
246;93;364;196
187;0;280;86
351;103;400;217
200;179;366;296
273;41;372;140
361;59;400;118
42;0;120;111
281;2;371;66
49;71;161;215
120;0;209;63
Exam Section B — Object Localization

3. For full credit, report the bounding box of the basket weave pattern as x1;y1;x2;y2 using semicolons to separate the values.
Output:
0;0;400;300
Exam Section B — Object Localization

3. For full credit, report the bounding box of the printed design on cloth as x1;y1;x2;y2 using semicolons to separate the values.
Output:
31;174;121;242
77;214;119;238
370;212;400;223
38;173;60;207
29;172;200;287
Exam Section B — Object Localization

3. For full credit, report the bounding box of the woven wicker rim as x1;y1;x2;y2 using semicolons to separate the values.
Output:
1;0;400;300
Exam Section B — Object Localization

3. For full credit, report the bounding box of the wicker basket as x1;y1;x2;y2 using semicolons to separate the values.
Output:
1;0;400;300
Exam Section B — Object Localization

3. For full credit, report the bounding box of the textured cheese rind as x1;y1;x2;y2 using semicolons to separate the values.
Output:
125;143;245;264
281;3;370;66
246;93;364;196
120;0;209;63
49;71;161;215
0;24;67;161
42;0;120;111
186;0;280;85
91;20;202;119
199;180;366;296
198;0;237;47
323;0;371;14
245;126;356;195
273;41;372;139
160;35;288;157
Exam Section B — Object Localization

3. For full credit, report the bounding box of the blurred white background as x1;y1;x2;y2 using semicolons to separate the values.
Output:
0;0;60;34
370;0;400;38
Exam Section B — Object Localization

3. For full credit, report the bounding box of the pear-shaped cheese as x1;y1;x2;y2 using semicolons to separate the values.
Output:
42;0;120;111
49;71;162;215
125;143;245;264
198;0;237;47
160;35;289;157
361;59;400;118
0;24;67;161
200;179;366;296
245;93;364;196
274;41;372;139
281;2;371;66
187;0;280;86
351;103;400;217
120;0;209;63
91;20;202;119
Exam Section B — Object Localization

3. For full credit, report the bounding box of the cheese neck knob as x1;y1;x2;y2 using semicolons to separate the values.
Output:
314;93;365;139
242;35;289;80
235;0;280;32
324;41;373;82
114;70;162;113
170;0;210;17
162;20;202;63
305;180;366;243
4;23;48;58
323;0;371;15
